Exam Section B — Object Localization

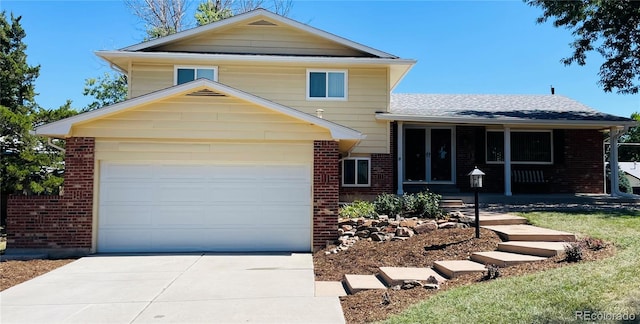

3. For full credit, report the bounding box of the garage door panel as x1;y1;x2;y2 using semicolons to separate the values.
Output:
99;205;152;227
157;183;208;203
154;206;205;226
98;161;312;253
263;165;310;182
98;229;153;251
209;183;262;203
103;164;153;180
102;183;154;203
157;164;209;180
262;184;310;203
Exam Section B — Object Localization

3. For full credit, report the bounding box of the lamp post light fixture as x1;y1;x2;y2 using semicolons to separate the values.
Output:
468;166;485;238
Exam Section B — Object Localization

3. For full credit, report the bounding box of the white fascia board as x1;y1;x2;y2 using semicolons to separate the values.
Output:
122;9;397;59
36;79;364;140
375;113;638;129
96;50;415;66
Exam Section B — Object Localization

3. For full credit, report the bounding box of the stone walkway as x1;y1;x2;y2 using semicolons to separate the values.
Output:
315;210;576;296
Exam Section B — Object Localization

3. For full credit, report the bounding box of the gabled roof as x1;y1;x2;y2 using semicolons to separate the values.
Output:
36;79;365;141
619;162;640;181
376;94;636;128
122;8;397;59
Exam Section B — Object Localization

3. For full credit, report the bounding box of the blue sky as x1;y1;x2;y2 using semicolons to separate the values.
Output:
2;0;639;118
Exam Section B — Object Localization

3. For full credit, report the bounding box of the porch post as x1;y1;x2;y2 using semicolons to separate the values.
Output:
504;126;512;196
397;121;404;195
610;126;620;197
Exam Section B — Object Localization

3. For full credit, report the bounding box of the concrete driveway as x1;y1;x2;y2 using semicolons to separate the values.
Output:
0;254;344;323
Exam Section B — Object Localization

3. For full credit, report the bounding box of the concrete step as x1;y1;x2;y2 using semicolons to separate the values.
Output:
343;274;387;294
498;241;567;257
433;260;486;279
482;224;576;242
315;281;348;297
470;251;547;267
440;199;466;208
378;267;447;286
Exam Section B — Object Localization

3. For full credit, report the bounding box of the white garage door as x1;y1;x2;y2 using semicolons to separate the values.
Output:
98;162;312;253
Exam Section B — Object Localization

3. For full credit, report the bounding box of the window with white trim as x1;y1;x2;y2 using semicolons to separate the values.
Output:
342;158;370;187
307;69;347;100
486;130;553;164
174;66;218;85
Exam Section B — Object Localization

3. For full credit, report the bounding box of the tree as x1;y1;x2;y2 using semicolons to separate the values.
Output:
526;0;640;94
82;72;127;112
124;0;187;40
195;0;233;26
233;0;293;17
618;112;640;161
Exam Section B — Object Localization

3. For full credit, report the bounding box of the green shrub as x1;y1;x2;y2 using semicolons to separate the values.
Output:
413;191;442;218
339;200;377;219
374;193;403;217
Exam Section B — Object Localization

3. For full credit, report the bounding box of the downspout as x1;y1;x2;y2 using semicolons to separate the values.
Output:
47;138;66;154
610;126;635;198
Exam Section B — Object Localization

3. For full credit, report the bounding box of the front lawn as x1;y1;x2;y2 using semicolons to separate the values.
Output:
384;210;640;323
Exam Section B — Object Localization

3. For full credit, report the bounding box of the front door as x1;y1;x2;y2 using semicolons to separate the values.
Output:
404;127;454;183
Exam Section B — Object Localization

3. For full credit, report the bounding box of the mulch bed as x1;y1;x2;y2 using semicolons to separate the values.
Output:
0;259;75;291
313;227;616;323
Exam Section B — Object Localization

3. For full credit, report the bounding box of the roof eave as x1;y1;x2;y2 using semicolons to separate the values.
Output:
121;9;397;59
376;113;638;129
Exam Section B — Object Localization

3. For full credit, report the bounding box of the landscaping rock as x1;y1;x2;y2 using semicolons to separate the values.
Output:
414;221;438;234
370;232;386;241
391;236;408;241
438;222;457;229
401;280;422;290
341;224;354;231
342;231;355;237
395;227;414;237
355;230;370;238
400;219;418;228
423;284;440;290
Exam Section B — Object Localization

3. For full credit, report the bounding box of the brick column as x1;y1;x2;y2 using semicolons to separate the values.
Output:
6;137;94;254
313;140;339;250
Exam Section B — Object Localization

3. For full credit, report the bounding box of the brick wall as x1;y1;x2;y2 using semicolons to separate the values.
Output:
313;140;339;250
340;122;396;198
455;127;604;193
7;137;95;253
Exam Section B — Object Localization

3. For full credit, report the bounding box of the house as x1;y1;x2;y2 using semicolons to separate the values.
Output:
618;162;640;194
7;9;635;256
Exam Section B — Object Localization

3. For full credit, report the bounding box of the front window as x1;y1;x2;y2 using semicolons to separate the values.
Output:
486;130;553;164
342;158;370;187
307;70;347;100
175;66;218;85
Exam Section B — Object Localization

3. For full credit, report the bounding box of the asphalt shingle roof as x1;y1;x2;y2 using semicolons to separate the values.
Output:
389;94;631;122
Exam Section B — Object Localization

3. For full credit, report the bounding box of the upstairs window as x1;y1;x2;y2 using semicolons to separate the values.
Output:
307;70;347;100
342;158;370;187
175;66;218;85
486;130;553;164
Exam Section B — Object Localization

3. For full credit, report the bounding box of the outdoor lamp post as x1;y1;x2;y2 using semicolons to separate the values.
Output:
468;167;485;238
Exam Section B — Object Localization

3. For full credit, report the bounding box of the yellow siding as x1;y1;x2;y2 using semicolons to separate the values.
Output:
94;139;313;164
73;95;333;142
128;63;390;153
129;64;173;99
153;22;369;57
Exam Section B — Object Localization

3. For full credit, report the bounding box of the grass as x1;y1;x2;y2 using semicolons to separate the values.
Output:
383;210;640;324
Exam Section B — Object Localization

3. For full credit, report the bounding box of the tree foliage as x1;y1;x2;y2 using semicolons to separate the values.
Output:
125;0;187;40
526;0;640;94
195;0;233;26
0;11;76;199
618;112;640;161
82;72;127;112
